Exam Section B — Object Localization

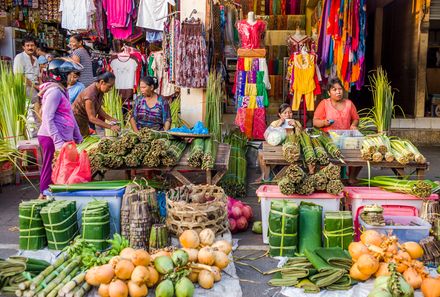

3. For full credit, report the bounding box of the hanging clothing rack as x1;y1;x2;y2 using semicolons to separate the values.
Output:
156;10;181;22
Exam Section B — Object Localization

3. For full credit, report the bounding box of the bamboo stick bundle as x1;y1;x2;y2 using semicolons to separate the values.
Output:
282;134;300;163
188;138;205;168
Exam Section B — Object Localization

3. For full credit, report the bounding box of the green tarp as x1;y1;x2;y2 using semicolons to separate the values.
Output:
268;200;298;257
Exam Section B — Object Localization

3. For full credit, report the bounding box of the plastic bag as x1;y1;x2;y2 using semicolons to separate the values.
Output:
264;126;287;146
52;142;91;185
67;150;91;184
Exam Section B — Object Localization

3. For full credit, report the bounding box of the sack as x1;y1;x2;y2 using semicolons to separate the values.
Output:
264;126;287;146
52;142;91;185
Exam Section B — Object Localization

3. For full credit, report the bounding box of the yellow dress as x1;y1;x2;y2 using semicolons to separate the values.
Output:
292;53;316;111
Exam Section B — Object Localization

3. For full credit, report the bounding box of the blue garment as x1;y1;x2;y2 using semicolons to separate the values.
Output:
68;82;85;104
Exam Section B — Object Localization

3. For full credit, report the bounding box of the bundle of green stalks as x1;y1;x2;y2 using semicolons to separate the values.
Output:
102;88;123;137
311;136;329;165
162;140;187;166
0;62;28;149
321;163;341;180
316;133;343;160
201;138;218;170
103;154;124;169
363;176;435;198
188;138;205;168
97;138;113;154
326;180;345;195
108;139;128;156
170;95;189;129
296;176;315;195
119;132;139;151
390;139;414;162
124;153;140;168
299;132;316;165
88;149;105;172
278;176;297;195
205;71;223;142
284;164;305;183
311;172;328;191
130;143;151;161
402;139;426;164
76;136;100;152
138;128;173;143
0;139;25;168
282;133;300;163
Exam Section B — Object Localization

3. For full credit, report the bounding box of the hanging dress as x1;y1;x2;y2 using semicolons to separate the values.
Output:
292;52;316;111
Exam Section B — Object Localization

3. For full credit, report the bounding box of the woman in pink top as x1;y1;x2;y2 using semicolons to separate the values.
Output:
313;78;361;184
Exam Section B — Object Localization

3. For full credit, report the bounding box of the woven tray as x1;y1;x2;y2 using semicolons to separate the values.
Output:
166;185;228;236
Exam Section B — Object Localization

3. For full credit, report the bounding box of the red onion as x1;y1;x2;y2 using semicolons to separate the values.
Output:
229;218;237;233
241;205;253;221
236;216;248;231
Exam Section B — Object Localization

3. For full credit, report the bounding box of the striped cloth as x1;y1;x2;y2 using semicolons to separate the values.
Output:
72;47;95;87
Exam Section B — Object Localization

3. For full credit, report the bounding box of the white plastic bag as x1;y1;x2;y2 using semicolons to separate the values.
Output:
264;126;287;146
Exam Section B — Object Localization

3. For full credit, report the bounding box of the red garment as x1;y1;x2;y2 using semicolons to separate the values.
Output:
313;98;359;132
236;20;266;49
252;108;266;140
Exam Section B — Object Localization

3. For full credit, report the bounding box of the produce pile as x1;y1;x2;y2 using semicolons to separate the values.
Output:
227;197;253;233
361;135;426;164
278;163;345;196
361;176;436;198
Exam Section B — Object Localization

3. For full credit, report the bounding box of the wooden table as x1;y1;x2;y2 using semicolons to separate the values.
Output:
262;142;429;180
115;143;231;186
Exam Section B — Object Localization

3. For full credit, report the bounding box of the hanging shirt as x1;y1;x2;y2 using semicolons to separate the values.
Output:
59;0;96;31
102;0;136;40
136;0;175;31
150;51;175;97
110;57;138;90
313;98;360;132
132;95;171;131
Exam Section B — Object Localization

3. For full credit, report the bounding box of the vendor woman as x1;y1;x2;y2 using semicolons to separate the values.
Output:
129;76;171;132
313;78;361;184
72;71;121;137
37;58;83;199
256;103;302;183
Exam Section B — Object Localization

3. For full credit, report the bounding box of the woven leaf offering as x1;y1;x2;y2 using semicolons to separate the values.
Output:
323;211;354;250
19;199;52;250
268;200;298;257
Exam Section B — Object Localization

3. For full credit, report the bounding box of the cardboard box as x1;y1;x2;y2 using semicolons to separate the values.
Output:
0;11;11;27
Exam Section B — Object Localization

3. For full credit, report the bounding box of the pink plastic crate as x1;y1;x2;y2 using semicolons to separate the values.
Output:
354;205;418;240
256;185;343;244
344;186;436;220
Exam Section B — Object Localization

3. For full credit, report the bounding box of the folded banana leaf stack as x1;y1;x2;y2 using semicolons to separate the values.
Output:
81;200;110;251
19;199;52;250
40;200;78;250
298;202;323;254
305;249;346;288
323;211;354;250
268;201;299;257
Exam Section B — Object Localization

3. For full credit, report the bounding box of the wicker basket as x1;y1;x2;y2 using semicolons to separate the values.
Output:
166;185;228;236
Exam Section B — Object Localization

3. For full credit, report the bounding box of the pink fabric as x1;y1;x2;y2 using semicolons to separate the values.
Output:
236;20;266;49
252;108;266;140
102;0;135;39
235;108;247;132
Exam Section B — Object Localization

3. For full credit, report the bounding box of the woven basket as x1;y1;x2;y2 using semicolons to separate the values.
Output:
166;185;228;236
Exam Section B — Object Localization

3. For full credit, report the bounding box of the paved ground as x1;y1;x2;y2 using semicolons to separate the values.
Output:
0;146;439;297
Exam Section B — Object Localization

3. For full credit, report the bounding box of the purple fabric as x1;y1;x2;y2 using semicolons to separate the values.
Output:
317;0;331;73
247;71;257;84
37;83;83;150
235;71;247;97
251;58;259;72
38;135;55;194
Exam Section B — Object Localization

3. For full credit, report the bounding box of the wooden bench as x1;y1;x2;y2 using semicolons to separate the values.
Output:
262;142;429;180
102;143;231;186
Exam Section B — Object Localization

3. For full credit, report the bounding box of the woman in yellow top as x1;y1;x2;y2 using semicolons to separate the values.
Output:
256;103;302;183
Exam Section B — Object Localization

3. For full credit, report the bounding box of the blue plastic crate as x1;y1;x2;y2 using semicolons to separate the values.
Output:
44;188;125;236
359;215;431;243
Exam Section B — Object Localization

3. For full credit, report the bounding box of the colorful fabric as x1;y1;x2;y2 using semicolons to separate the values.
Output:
252;107;266;140
234;107;247;132
132;95;171;131
236;20;266;49
313;99;359;132
292;53;316;111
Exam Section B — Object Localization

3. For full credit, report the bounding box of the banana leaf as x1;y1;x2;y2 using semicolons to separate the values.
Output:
315;247;352;270
299;202;323;254
81;200;110;250
323;211;354;250
19;199;51;250
326;275;357;290
305;249;345;287
296;279;320;293
268;201;299;257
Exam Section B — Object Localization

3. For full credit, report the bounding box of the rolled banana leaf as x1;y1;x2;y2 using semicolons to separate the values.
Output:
315;247;352;271
305;249;345;287
323;211;354;250
296;279;320;293
326;275;357;290
268;201;299;257
298;202;323;254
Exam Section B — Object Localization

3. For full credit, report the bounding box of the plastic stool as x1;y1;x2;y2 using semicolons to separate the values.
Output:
16;139;43;184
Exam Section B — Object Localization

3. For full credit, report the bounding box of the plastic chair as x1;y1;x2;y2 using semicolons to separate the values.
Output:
16;139;43;184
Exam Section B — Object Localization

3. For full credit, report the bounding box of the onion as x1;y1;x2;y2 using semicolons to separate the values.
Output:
120;247;136;260
131;249;151;267
236;216;248;231
241;205;253;221
230;206;242;219
228;218;237;233
211;240;232;255
145;266;160;288
131;266;149;285
227;197;235;210
198;270;214;289
198;247;215;266
127;280;148;297
181;248;199;262
98;283;110;297
96;264;115;284
115;259;135;280
85;266;101;286
213;251;229;270
108;280;128;297
199;229;215;246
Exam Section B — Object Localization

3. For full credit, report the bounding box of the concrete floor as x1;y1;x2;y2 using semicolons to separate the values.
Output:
0;146;439;297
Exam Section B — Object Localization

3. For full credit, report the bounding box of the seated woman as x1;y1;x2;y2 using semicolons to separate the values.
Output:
130;76;171;132
256;103;302;183
313;78;361;184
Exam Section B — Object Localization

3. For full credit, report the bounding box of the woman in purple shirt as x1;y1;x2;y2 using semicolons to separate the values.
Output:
37;58;83;199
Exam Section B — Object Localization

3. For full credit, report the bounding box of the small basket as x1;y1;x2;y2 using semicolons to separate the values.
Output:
166;185;228;236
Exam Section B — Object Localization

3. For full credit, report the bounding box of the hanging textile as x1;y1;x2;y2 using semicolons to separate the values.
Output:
317;0;367;90
136;0;175;31
236;19;266;49
175;21;208;88
148;51;175;97
102;0;136;40
59;0;96;31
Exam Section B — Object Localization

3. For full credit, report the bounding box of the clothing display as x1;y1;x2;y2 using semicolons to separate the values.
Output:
110;57;138;90
317;0;367;90
59;0;96;31
136;0;175;31
314;98;360;132
102;0;136;40
148;51;175;97
236;19;266;49
175;20;208;88
132;95;171;131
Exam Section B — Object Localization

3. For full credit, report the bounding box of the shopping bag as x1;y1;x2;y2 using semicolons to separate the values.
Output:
51;142;79;185
67;150;92;184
